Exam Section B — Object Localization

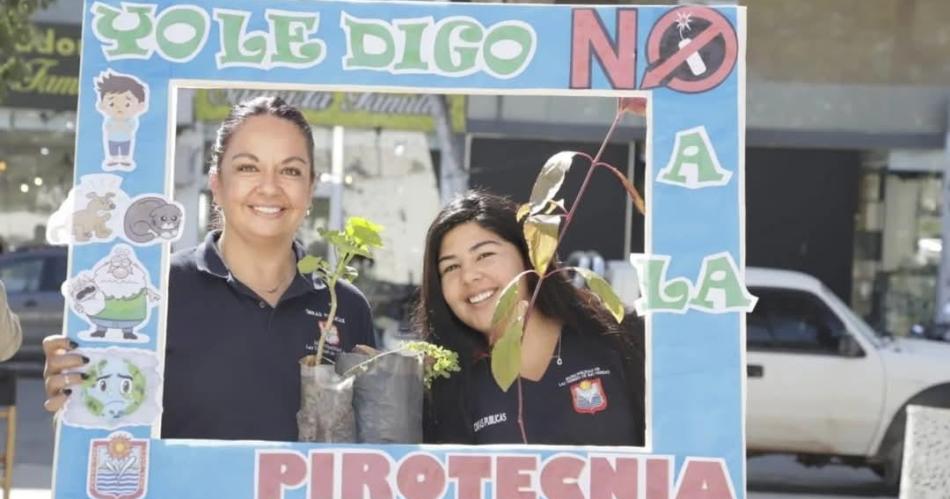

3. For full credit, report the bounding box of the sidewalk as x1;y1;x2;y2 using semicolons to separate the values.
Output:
11;377;54;499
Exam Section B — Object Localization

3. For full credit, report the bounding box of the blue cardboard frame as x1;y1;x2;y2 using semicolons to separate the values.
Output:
54;1;750;497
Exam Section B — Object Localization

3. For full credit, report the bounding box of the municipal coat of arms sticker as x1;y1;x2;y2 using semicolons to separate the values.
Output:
87;431;148;499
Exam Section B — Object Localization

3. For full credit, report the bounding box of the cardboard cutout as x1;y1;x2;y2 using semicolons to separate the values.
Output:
54;1;749;497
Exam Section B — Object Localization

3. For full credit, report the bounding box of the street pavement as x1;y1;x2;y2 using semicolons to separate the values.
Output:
8;376;896;499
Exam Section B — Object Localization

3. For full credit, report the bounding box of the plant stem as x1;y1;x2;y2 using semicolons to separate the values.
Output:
595;161;646;215
513;108;626;444
339;344;412;379
315;256;347;365
559;110;625;241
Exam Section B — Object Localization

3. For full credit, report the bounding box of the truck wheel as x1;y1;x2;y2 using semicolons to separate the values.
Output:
881;439;903;493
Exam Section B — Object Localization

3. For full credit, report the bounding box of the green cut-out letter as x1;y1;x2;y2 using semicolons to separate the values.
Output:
657;126;733;189
394;20;429;71
631;256;691;314
214;10;267;66
690;253;757;312
483;22;535;78
434;19;482;74
343;14;396;69
155;6;209;62
268;11;324;67
91;2;155;59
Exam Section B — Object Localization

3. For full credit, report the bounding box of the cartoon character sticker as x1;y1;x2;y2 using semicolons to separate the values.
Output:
63;348;161;429
47;178;182;246
46;174;132;246
87;431;149;499
63;244;160;343
570;378;608;414
94;70;149;171
123;195;184;244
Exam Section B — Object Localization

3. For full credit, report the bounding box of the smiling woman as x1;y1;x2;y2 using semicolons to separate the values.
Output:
42;96;378;440
416;191;645;446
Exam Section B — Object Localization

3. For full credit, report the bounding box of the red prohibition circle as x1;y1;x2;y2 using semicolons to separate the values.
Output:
644;6;738;93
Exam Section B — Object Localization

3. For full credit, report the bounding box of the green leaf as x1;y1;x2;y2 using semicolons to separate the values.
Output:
490;308;524;392
490;275;523;333
345;216;384;248
342;265;359;282
297;255;322;274
523;214;560;275
527;151;577;216
574;267;625;323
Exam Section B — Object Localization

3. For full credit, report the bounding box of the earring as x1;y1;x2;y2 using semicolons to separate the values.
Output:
306;207;312;216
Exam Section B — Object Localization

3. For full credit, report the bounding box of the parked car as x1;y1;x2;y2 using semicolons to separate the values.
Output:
745;267;950;490
0;246;67;362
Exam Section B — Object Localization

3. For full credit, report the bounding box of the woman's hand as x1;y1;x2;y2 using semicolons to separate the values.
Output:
42;335;88;413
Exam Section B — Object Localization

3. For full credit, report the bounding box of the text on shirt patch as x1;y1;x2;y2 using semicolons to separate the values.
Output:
571;378;608;414
473;412;508;432
559;367;611;388
304;309;347;324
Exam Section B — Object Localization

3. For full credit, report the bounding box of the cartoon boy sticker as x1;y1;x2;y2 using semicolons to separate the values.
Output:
95;70;148;171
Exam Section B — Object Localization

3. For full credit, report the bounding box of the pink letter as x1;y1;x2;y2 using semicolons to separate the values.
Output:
590;456;638;499
570;9;638;89
495;456;537;499
540;455;586;499
256;451;307;499
341;452;394;499
397;453;446;499
674;460;735;499
448;455;492;499
309;452;334;499
646;458;671;499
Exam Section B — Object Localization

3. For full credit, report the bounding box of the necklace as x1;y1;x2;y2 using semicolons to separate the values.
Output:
256;270;294;295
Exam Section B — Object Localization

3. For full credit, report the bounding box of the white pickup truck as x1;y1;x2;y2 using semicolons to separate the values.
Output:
745;267;950;489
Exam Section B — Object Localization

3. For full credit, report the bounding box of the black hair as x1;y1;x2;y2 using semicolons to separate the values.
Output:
209;96;315;181
414;190;644;444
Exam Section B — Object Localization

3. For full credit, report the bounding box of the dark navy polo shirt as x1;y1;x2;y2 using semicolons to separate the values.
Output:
468;328;639;445
161;230;375;441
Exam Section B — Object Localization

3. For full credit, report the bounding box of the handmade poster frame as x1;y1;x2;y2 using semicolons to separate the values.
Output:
54;1;751;497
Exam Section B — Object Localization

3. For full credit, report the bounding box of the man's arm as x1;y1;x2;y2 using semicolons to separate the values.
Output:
0;280;23;362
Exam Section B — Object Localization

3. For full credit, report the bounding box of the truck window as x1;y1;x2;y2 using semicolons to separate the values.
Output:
747;287;847;355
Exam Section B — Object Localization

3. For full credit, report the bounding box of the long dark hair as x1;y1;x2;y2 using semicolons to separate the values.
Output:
414;191;644;443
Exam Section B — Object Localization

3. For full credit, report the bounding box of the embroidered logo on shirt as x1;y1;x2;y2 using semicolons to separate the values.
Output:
570;378;607;414
320;321;341;346
473;412;508;432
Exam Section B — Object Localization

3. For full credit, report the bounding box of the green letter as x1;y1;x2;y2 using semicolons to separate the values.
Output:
434;19;482;74
91;2;155;59
214;9;267;66
267;11;324;67
690;253;757;312
155;6;209;62
342;13;396;69
658;126;733;189
393;20;429;71
483;22;534;78
631;256;691;313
